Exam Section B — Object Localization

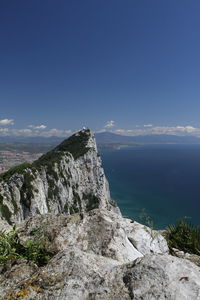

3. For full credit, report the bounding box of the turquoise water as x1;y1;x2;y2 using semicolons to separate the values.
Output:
100;144;200;229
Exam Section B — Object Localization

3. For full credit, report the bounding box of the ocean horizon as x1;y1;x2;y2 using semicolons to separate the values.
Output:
100;144;200;229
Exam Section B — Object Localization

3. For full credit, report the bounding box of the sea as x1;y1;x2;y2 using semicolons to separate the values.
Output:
100;144;200;229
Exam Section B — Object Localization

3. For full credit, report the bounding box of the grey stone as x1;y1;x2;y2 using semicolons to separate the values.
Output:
0;130;118;224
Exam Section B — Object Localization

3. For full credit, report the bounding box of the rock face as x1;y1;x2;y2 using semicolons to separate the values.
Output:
0;129;199;299
0;210;199;300
0;129;117;224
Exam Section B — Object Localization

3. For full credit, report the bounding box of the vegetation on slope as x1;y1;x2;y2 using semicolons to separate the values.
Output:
0;163;32;182
0;129;92;220
54;129;91;159
166;218;200;255
0;229;54;267
0;129;91;181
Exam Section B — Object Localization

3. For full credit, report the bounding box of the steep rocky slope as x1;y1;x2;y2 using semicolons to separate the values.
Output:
0;209;199;300
0;129;199;299
0;129;117;224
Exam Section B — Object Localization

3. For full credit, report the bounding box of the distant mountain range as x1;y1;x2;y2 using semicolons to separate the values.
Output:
1;132;200;146
95;132;200;145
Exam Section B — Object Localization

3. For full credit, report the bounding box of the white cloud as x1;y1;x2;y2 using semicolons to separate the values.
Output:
0;119;14;126
41;129;72;137
2;122;200;138
0;128;9;135
115;128;145;136
104;120;115;129
0;127;72;137
144;124;153;127
113;125;200;137
13;129;33;136
28;124;47;130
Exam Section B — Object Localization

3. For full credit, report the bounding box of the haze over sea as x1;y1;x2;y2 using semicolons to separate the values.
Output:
100;144;200;229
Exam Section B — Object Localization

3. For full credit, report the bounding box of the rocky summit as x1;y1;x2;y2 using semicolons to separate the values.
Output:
0;129;199;300
0;129;117;224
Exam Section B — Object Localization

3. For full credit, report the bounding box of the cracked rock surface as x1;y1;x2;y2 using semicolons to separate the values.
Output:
0;209;199;300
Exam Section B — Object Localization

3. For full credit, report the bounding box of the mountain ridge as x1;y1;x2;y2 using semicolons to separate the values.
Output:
0;129;117;224
96;131;200;144
1;131;200;145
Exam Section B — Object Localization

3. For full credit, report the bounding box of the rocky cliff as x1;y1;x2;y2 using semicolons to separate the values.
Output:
0;209;199;300
0;129;117;224
0;129;199;299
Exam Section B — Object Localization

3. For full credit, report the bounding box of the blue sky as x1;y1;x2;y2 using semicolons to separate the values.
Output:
1;0;200;137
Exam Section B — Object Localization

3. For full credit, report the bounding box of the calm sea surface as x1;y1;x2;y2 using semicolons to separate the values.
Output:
100;144;200;229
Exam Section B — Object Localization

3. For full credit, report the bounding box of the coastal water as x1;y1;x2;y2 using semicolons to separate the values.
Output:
100;144;200;229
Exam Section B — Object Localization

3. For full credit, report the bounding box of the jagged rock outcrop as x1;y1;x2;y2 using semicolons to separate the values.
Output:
16;209;168;264
172;247;200;267
0;129;117;224
0;209;199;300
0;129;199;299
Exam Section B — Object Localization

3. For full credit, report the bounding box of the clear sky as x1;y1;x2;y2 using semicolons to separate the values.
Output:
1;0;200;137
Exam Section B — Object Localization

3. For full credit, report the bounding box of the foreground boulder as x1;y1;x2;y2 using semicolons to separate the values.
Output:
0;209;199;300
16;209;168;263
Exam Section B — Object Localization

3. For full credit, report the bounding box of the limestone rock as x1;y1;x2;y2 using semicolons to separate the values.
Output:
125;254;200;300
172;247;200;267
0;129;117;224
0;219;12;233
16;209;169;264
0;215;199;300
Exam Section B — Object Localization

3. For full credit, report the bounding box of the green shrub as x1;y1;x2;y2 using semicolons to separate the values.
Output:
0;163;32;181
83;193;100;211
0;229;53;267
166;218;200;255
0;230;24;264
0;203;12;224
24;240;53;266
54;129;90;159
